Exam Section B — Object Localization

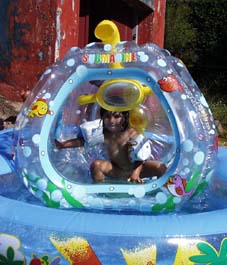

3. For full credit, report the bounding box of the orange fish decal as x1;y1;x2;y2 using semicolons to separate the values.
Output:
158;74;184;93
28;98;51;118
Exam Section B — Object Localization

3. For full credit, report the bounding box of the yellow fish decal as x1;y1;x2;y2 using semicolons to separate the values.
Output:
28;98;51;118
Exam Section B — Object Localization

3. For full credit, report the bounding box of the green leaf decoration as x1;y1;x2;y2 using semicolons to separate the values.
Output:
189;239;227;264
25;173;39;183
61;188;84;208
61;179;84;208
42;254;49;264
0;254;8;264
152;196;176;212
197;241;218;256
218;238;227;262
30;185;39;192
7;247;15;262
185;171;200;191
190;255;216;263
0;247;25;265
47;182;58;193
42;192;60;208
190;180;207;199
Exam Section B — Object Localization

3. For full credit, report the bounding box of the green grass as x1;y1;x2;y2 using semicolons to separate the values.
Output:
209;101;227;125
207;100;227;146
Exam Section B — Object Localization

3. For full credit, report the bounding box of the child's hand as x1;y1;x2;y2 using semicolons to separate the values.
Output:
128;128;138;140
127;161;144;183
120;128;138;146
128;176;144;184
127;175;144;184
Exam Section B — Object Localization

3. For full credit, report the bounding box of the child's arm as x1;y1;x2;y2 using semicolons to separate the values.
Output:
55;138;84;149
127;161;144;183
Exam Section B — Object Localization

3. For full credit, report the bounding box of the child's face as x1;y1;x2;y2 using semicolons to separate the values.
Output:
103;112;125;133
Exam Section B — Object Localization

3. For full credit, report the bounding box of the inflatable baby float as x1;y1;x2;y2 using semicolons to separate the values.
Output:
2;20;227;265
14;20;218;213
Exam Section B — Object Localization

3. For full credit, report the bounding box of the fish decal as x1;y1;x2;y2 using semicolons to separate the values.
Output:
165;174;194;197
158;74;184;93
28;98;51;118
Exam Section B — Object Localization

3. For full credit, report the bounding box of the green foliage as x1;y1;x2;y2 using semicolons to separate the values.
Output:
190;0;227;64
165;0;227;102
165;0;198;68
209;102;227;124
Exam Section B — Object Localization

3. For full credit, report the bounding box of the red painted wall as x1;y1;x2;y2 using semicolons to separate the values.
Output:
0;0;56;101
55;0;80;60
0;0;166;102
152;0;166;47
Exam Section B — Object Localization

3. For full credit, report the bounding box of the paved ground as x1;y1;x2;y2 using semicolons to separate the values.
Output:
0;95;23;130
219;137;227;147
0;95;22;120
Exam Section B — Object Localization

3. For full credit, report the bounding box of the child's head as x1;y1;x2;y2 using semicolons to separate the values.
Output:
3;116;17;129
100;108;129;132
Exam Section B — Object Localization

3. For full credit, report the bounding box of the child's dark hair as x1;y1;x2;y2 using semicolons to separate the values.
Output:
0;119;4;130
4;116;17;123
100;107;129;132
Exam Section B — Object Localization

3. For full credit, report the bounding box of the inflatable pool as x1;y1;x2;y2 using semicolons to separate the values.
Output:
1;20;227;264
13;20;217;213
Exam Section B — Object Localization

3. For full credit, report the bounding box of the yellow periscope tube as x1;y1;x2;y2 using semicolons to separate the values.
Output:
78;19;124;106
94;20;120;47
94;20;122;69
